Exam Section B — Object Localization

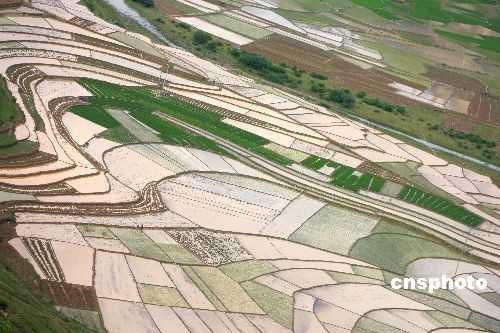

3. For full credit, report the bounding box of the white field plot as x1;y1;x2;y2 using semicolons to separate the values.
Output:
241;6;304;33
176;17;253;45
10;223;500;332
175;0;221;13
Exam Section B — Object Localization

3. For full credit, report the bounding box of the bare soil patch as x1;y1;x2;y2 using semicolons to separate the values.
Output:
243;35;429;107
40;281;99;311
425;66;499;125
442;114;474;133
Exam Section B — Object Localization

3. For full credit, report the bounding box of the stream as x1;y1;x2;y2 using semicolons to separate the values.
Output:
101;0;173;45
348;114;500;172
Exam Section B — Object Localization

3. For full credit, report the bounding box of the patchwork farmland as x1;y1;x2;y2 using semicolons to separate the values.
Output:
0;0;499;332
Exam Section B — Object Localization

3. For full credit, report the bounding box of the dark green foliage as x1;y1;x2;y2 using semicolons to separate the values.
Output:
443;128;496;148
70;104;120;129
310;72;328;80
0;77;22;127
364;97;406;114
238;52;269;71
193;30;212;44
398;186;483;226
326;89;355;108
230;49;298;86
131;0;154;7
356;91;367;98
310;81;326;94
206;41;220;51
0;319;11;333
300;155;329;170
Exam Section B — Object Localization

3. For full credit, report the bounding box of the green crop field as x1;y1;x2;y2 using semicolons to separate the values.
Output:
350;0;500;32
399;186;483;226
436;29;500;53
300;155;385;192
77;79;293;165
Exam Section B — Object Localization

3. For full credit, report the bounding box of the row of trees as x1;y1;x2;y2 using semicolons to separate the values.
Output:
231;49;296;85
363;97;407;114
228;48;411;113
443;128;496;148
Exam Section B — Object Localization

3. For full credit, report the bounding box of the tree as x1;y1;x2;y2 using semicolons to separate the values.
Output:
193;30;212;45
238;52;268;71
132;0;154;7
311;72;328;80
356;91;367;98
206;41;218;51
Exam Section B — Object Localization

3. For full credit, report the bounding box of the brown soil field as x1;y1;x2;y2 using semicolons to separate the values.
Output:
0;221;46;297
41;281;99;311
0;220;97;310
442;114;474;133
357;161;408;184
243;35;431;108
155;0;190;16
0;0;21;7
425;66;499;125
244;36;499;126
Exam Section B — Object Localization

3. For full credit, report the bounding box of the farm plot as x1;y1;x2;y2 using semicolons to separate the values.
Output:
189;266;264;313
398;186;483;226
62;112;107;146
94;251;141;302
242;35;429;108
290;204;380;254
203;13;272;39
300;155;385;192
425;66;499;125
176;17;253;45
138;284;187;307
349;232;470;275
167;229;253;265
106;108;161;142
111;228;170;262
241;5;303;33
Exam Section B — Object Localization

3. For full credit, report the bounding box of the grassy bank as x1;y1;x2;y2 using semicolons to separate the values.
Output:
0;76;23;147
0;221;97;333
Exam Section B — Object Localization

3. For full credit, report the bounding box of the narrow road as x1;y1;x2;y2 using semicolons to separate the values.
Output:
154;112;500;264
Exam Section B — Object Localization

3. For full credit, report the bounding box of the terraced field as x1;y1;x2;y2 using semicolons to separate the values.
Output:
0;0;499;332
301;155;385;192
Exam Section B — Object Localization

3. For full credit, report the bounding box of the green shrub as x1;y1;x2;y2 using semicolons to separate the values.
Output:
326;89;355;109
0;319;11;333
311;72;328;80
132;0;154;7
193;30;212;44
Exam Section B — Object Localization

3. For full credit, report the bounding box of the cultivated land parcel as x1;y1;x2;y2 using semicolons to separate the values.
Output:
0;0;500;332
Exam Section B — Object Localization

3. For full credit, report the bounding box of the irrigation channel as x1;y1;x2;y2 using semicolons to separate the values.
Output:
101;0;175;45
346;113;500;173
